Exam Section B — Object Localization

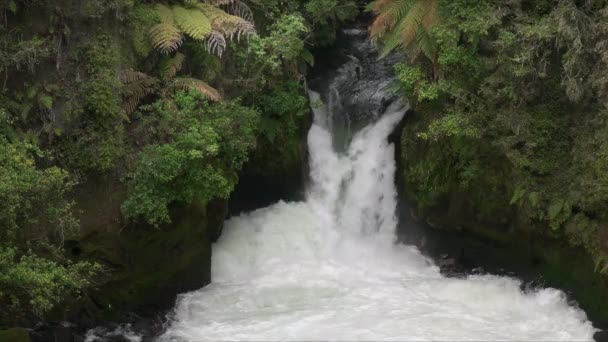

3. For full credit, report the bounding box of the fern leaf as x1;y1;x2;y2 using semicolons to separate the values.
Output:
224;0;254;23
159;52;186;82
173;5;212;41
198;3;255;41
207;31;227;57
415;26;436;61
371;0;439;59
120;69;159;114
155;3;174;22
173;77;221;101
150;23;184;53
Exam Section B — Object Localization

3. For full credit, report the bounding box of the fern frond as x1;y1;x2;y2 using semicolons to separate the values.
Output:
160;52;186;82
120;69;160;114
157;4;175;23
172;5;212;41
415;26;436;61
198;3;255;41
173;77;221;101
373;0;439;59
421;0;439;29
207;31;227;57
224;0;254;23
150;23;184;54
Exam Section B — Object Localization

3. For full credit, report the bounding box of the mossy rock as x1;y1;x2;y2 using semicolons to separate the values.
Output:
0;328;31;342
80;202;214;320
58;192;226;323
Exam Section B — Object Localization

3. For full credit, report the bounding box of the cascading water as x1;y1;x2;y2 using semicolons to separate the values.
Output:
154;30;597;341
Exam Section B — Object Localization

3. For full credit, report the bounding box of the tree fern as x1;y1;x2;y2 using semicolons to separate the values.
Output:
120;69;160;115
147;3;253;57
198;3;255;41
150;5;184;54
224;0;254;23
207;31;228;57
159;52;186;82
369;0;439;60
172;5;213;40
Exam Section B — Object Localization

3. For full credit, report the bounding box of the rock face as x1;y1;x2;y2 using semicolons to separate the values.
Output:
56;178;227;324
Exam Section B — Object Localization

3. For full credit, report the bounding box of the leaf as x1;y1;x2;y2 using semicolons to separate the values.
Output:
150;23;184;54
120;69;160;114
206;31;227;57
149;4;184;54
173;5;212;41
159;52;186;82
39;96;53;110
371;0;439;60
198;3;255;41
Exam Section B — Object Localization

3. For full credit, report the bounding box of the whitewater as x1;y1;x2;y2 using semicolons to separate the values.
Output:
154;86;597;341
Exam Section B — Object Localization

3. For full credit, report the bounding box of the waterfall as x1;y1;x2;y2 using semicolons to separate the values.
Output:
87;29;597;342
154;75;596;341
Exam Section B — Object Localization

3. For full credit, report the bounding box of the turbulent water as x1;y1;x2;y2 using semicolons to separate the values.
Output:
156;56;596;340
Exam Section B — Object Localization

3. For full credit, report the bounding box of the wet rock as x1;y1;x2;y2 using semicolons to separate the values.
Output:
595;329;608;342
436;254;463;277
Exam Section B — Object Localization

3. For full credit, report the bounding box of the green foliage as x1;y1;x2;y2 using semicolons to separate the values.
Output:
82;35;122;123
0;246;99;320
0;137;99;322
368;0;440;60
144;3;254;55
0;137;77;243
248;14;310;72
304;0;357;45
122;91;259;225
394;0;608;271
305;0;357;25
0;36;51;74
257;80;308;141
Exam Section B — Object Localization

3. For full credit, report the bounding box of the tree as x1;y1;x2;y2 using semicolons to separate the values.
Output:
148;1;255;57
368;0;439;63
120;52;221;115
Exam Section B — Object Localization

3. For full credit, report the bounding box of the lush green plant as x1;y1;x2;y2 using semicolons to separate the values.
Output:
0;137;77;244
0;136;100;322
122;91;259;225
368;0;439;60
0;246;99;320
389;0;608;272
